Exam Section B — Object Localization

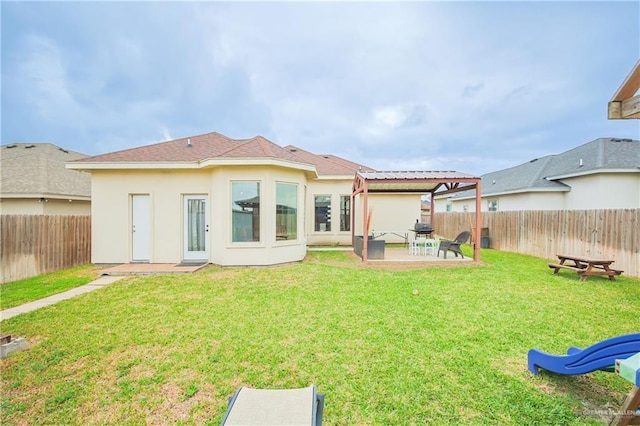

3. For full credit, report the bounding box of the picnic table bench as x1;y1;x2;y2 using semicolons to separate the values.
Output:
548;254;623;281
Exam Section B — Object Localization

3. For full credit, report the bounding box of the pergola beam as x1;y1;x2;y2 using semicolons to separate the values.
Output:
352;171;482;263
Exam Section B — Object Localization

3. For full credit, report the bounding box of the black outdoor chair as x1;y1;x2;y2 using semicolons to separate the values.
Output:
437;231;471;259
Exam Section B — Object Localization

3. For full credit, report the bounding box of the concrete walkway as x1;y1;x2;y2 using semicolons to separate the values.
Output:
0;276;125;321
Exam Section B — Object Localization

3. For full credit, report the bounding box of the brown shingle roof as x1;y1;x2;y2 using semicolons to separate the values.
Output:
283;145;374;176
71;131;374;177
73;132;305;164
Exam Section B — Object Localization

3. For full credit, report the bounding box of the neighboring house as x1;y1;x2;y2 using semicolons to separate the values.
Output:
68;131;423;266
420;199;431;223
434;137;640;212
1;143;91;215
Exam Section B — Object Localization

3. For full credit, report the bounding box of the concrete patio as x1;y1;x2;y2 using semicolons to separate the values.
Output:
99;262;209;276
367;247;474;263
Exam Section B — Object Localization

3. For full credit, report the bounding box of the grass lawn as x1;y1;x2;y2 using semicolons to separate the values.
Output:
0;264;103;310
1;249;638;425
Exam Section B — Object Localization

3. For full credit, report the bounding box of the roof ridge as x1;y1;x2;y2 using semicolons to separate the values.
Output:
528;156;554;185
215;136;255;157
284;145;373;172
88;131;229;160
215;135;280;157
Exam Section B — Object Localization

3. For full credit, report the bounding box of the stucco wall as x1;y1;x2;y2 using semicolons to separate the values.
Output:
562;173;640;209
0;198;90;215
305;179;353;246
90;166;307;266
435;173;640;212
209;166;307;266
354;193;422;244
442;192;565;213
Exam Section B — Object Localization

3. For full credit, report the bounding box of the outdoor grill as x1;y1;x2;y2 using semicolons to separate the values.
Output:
412;221;434;238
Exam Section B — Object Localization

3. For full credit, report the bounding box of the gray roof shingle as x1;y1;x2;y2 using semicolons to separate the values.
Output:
1;143;91;198
449;138;639;199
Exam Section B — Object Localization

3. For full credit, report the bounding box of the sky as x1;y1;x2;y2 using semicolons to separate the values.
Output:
2;1;639;176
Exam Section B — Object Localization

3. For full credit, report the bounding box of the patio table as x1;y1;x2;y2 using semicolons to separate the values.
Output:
548;254;623;281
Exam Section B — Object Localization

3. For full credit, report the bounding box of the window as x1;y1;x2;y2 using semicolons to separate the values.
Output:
446;202;452;212
340;195;350;231
276;183;297;240
314;195;331;232
488;199;498;212
232;182;260;242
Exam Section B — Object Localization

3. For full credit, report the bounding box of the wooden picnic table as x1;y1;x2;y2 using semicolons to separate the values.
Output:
548;254;623;281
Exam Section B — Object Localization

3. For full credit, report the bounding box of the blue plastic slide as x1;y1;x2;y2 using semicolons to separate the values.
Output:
528;333;640;375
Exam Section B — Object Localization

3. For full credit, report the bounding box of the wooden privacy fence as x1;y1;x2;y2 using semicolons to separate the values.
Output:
0;215;91;284
433;209;640;278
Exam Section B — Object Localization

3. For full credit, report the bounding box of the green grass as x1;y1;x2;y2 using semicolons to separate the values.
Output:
0;264;102;310
1;249;638;425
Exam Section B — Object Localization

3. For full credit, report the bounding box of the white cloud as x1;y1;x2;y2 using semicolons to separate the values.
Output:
3;1;638;174
16;34;90;125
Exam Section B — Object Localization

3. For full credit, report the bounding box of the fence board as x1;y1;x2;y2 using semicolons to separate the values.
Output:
1;215;91;284
434;209;639;278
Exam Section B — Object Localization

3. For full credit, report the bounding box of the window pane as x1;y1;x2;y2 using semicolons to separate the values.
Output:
314;195;331;232
187;199;206;251
276;183;297;240
340;195;350;232
232;182;260;242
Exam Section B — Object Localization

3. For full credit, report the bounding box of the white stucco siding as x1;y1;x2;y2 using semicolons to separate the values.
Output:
444;191;565;212
91;169;210;264
209;166;307;266
495;192;566;211
1;199;45;214
354;193;422;244
306;179;353;246
437;191;565;212
435;173;640;212
0;198;90;215
91;166;308;266
561;173;640;209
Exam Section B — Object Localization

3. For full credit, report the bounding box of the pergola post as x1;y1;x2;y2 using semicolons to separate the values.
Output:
350;193;355;247
362;181;369;262
429;193;435;225
352;171;481;263
474;180;482;262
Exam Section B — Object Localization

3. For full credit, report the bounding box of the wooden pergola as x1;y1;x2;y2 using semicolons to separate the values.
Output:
351;171;482;262
608;60;640;120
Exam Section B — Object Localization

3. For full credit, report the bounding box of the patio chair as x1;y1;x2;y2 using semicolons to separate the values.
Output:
409;237;427;255
220;385;324;426
437;231;471;259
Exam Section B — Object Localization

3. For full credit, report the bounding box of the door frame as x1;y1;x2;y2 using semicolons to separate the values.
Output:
183;194;210;261
131;194;151;262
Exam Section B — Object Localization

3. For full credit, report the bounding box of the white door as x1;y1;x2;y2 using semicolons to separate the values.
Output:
183;195;209;260
132;194;151;262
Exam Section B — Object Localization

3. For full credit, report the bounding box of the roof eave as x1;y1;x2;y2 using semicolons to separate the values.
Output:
1;193;91;201
200;158;318;178
66;158;319;177
435;186;571;200
66;161;198;171
315;174;355;180
546;168;640;180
